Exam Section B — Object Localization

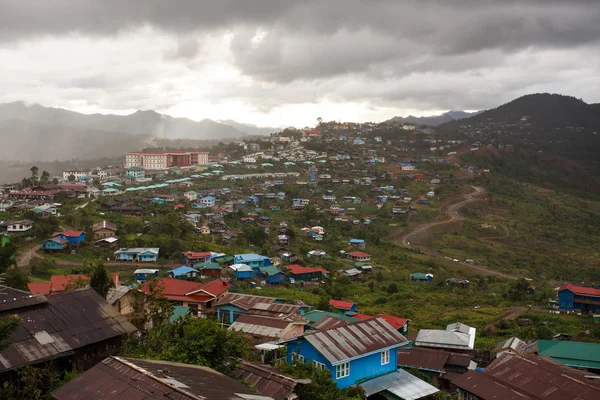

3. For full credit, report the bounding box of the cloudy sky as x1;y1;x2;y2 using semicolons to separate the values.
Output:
1;0;600;127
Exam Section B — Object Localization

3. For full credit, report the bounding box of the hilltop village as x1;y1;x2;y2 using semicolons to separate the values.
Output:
1;119;600;400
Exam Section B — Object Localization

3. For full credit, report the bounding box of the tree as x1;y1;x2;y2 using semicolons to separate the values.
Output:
129;278;172;330
40;170;50;184
31;259;56;278
30;165;39;180
387;283;398;294
89;261;114;298
64;277;89;291
68;174;76;182
0;242;17;274
121;317;251;376
279;362;364;400
2;267;30;291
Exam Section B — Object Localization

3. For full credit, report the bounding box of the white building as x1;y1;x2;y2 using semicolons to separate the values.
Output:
62;170;88;181
1;220;33;233
403;125;416;131
243;155;257;163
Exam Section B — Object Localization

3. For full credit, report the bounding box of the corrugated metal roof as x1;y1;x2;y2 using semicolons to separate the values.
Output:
215;293;277;311
53;356;273;400
360;370;439;399
0;288;136;372
303;317;408;364
312;315;352;331
235;361;299;400
0;285;48;312
453;354;600;400
229;314;305;339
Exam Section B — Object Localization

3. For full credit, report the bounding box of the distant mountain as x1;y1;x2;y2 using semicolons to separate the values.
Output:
0;102;246;140
217;119;280;136
0;118;149;162
440;94;600;130
386;110;481;126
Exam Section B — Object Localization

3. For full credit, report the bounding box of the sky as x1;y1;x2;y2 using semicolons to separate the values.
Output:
1;1;600;127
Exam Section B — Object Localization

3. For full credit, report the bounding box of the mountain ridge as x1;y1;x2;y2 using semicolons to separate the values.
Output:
385;110;481;126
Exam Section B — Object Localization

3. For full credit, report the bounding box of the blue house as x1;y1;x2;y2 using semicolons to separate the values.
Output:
168;266;200;281
52;230;85;244
285;317;410;389
233;254;271;268
348;239;366;249
417;199;429;205
258;266;287;284
40;237;68;252
215;293;288;324
115;247;160;262
229;264;254;280
134;268;160;281
558;284;600;313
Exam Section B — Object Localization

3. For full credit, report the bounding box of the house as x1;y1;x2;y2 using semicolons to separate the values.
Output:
353;313;409;336
28;274;91;295
52;356;268;400
234;253;271;268
184;190;198;201
141;278;231;317
452;353;600;400
446;278;469;288
215;293;279;324
52;230;85;244
229;263;255;280
278;234;290;246
340;268;362;279
235;361;305;400
0;219;33;233
198;226;211;235
329;299;356;314
168;266;200;281
258;266;287;284
134;268;160;281
40;237;68;252
537;340;600;373
397;347;476;390
95;236;119;248
558;283;600;313
92;221;117;239
115;247;160;262
0;286;136;375
345;251;371;261
284;318;414;391
285;264;328;281
230;314;307;342
199;195;216;207
416;322;476;352
106;286;135;316
183;250;212;264
411;272;433;282
417;198;429;205
348;238;366;249
193;262;223;278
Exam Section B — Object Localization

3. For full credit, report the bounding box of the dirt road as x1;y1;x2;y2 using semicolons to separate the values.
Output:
394;186;519;280
16;242;43;268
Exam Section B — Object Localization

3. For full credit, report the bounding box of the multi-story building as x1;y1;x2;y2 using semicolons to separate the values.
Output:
125;150;209;170
62;170;89;181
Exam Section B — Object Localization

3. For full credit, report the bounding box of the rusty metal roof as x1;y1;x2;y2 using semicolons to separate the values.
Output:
312;315;352;331
0;285;47;312
397;347;450;372
215;293;277;311
53;356;273;400
303;317;409;365
235;361;301;400
452;354;600;400
229;314;306;339
0;288;136;372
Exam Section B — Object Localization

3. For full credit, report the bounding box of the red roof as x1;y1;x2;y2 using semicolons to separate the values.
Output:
28;274;90;295
174;204;185;208
347;251;372;257
351;313;408;329
558;283;600;297
286;264;329;275
142;277;231;299
183;251;212;258
329;299;355;310
52;230;84;238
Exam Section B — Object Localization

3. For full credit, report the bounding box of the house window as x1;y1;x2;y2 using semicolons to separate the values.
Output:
313;361;326;371
381;349;390;365
336;362;350;379
292;352;305;364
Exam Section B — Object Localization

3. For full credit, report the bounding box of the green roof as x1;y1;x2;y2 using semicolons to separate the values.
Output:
193;262;222;270
303;310;358;323
537;340;600;369
170;306;190;322
214;255;234;263
410;272;428;279
259;266;283;276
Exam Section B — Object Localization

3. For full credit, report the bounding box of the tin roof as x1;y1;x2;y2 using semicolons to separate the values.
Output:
452;353;600;400
230;314;306;339
0;288;136;372
235;361;301;400
360;370;439;399
215;293;278;311
302;317;409;364
416;322;476;351
558;283;600;297
92;221;116;232
537;340;600;369
0;285;47;312
493;336;537;355
52;356;271;400
312;315;352;331
328;299;355;310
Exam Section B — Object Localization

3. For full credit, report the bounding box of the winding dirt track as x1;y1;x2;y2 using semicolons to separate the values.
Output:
394;186;519;280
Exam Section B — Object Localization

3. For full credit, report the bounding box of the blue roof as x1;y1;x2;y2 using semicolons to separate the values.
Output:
235;253;269;262
349;239;365;244
202;196;215;201
168;266;198;276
